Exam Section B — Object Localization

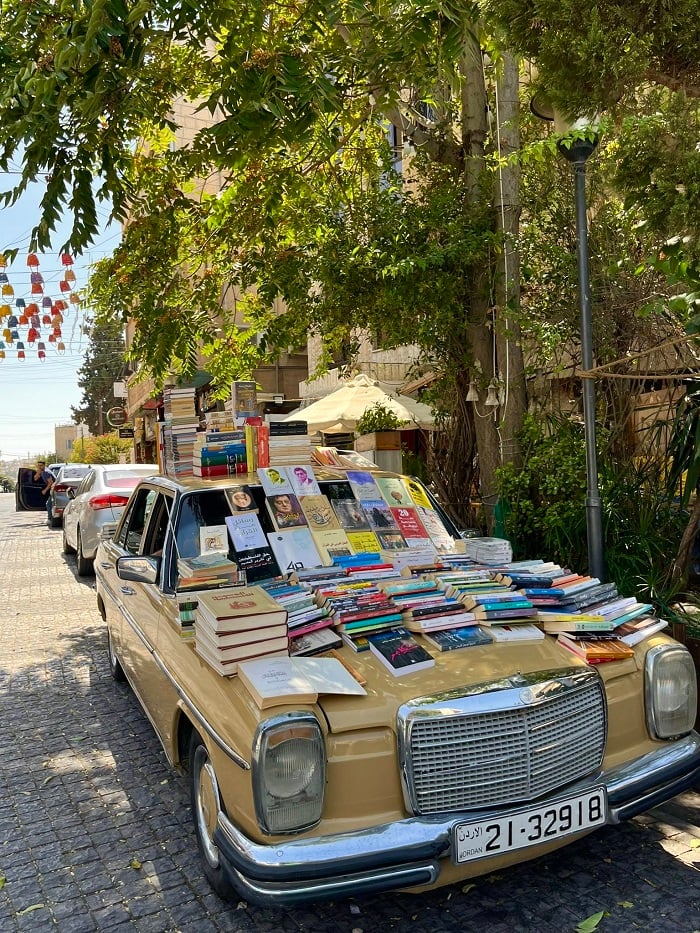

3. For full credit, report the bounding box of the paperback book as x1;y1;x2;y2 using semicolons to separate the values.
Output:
367;627;436;676
266;492;308;530
267;528;323;573
375;475;413;507
422;626;493;651
237;655;367;708
300;495;341;530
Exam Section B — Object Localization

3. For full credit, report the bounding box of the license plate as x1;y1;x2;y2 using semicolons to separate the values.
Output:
453;787;606;863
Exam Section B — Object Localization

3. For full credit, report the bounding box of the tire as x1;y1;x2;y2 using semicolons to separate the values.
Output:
107;628;126;682
62;527;76;555
76;529;94;576
189;732;236;901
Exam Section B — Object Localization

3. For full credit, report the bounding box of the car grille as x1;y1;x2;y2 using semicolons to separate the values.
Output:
398;668;606;815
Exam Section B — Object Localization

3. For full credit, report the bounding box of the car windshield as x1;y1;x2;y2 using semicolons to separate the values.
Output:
61;467;89;479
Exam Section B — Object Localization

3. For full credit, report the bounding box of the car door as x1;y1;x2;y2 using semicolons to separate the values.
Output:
105;486;178;738
15;466;47;511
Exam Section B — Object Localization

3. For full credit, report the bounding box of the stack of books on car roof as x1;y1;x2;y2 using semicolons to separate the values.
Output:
267;421;314;466
161;385;199;478
261;579;336;639
192;429;248;478
194;585;289;676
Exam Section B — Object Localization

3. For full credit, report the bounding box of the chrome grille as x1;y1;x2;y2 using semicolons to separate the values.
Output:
399;669;606;815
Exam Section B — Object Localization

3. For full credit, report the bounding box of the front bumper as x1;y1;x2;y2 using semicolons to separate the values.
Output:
214;731;700;906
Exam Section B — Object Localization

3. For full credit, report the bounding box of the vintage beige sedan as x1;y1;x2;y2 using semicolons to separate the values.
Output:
95;470;700;906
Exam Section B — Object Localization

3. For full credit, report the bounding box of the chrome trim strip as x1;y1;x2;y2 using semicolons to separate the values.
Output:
213;732;700;904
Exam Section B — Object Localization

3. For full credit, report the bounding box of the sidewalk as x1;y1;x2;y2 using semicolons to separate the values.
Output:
0;494;699;932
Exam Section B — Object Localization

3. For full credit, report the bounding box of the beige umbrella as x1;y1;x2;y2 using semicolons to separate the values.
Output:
284;373;435;434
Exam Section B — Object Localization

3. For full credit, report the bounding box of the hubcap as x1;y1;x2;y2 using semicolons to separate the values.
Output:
194;745;221;867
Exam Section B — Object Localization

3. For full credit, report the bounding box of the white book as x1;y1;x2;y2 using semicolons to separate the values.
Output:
287;464;322;497
267;527;323;573
225;512;268;552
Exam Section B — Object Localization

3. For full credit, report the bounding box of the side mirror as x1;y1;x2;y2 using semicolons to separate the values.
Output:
67;488;76;500
116;555;160;586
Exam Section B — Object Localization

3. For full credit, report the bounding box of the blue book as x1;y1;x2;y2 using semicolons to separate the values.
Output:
422;626;493;651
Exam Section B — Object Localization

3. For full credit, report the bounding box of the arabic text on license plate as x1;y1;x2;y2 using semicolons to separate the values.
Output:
453;788;606;863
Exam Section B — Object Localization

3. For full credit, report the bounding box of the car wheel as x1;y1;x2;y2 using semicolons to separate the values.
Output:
107;628;126;682
76;529;94;576
189;731;236;901
62;527;76;555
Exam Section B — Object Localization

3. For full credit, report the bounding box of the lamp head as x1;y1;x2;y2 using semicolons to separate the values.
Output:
530;93;600;164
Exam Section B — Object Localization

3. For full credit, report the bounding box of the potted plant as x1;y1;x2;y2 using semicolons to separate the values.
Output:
354;402;407;452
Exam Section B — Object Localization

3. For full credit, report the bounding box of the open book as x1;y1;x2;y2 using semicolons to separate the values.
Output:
237;656;367;709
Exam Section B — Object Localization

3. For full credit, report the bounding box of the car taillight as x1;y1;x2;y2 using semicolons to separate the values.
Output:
53;483;70;493
89;494;130;511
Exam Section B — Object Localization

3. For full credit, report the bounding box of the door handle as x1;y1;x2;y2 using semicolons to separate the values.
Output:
120;586;136;596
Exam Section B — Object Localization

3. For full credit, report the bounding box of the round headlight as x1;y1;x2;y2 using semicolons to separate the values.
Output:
264;735;321;798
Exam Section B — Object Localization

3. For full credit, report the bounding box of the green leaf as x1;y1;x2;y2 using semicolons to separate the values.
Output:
575;911;605;932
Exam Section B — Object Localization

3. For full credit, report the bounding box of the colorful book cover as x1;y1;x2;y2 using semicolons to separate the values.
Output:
417;506;455;550
225;512;268;552
309;527;354;565
390;506;429;543
332;499;371;530
226;485;257;512
362;499;398;531
423;626;493;651
375;529;408;550
345;470;381;502
266;492;308;530
367;627;435;676
346;530;381;554
404;478;433;509
300;494;341;530
287;464;321;497
375;475;413;507
257;466;294;496
199;524;229;555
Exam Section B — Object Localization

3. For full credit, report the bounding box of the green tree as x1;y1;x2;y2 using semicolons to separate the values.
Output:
70;433;133;464
71;316;127;435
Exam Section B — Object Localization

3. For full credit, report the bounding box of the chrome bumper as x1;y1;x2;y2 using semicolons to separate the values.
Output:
214;732;700;906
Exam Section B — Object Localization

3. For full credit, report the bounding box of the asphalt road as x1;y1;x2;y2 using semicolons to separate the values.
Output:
0;493;699;932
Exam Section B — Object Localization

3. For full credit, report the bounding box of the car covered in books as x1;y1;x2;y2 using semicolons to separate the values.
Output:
94;462;700;907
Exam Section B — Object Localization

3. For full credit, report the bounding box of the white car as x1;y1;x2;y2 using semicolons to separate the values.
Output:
62;464;158;575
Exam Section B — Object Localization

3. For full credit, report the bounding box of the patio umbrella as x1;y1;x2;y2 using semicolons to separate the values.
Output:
283;373;435;434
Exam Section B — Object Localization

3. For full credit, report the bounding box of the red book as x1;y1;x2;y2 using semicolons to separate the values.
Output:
256;423;270;468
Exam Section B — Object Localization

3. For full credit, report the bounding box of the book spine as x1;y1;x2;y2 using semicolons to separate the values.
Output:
256;423;270;468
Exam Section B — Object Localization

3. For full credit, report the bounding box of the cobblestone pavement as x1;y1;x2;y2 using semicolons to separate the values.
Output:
1;494;699;933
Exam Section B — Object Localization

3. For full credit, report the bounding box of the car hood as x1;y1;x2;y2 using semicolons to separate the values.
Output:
315;637;599;732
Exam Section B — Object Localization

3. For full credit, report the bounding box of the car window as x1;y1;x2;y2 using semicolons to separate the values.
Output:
77;473;95;495
175;490;235;560
115;487;160;554
104;473;148;488
143;494;174;557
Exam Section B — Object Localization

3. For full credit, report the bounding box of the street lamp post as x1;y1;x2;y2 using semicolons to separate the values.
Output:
531;99;605;580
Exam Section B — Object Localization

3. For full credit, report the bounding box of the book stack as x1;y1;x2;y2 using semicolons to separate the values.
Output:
177;598;198;640
262;580;335;638
462;536;513;565
161;385;199;478
289;626;343;657
177;553;243;591
556;632;636;664
378;578;477;633
316;580;403;646
194;585;290;676
193;430;247;478
267;421;314;466
459;589;538;625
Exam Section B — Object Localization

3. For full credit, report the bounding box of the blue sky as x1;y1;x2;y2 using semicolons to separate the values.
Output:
0;174;120;461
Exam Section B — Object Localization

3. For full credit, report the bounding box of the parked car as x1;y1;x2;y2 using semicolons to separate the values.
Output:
95;469;700;907
62;463;158;575
48;462;65;476
49;463;90;527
